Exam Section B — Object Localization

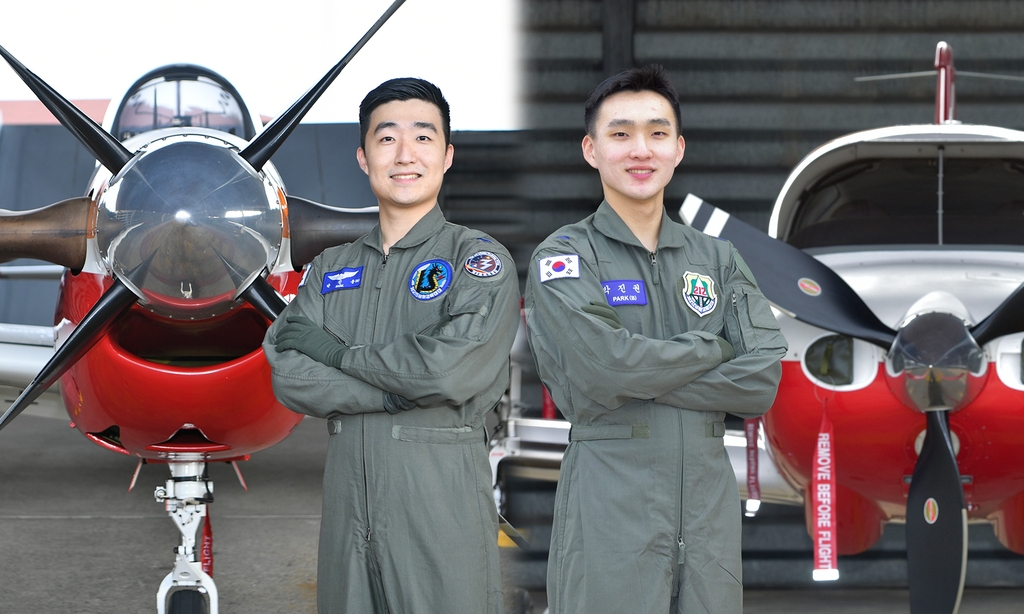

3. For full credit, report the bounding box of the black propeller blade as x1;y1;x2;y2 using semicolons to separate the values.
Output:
679;194;897;349
0;45;133;174
239;276;288;322
906;410;967;614
0;277;139;431
240;0;407;171
211;249;288;322
970;281;1024;347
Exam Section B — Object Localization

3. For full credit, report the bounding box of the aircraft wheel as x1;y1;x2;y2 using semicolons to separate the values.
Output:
168;588;208;614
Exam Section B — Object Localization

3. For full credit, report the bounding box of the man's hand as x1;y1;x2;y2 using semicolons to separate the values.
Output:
383;392;417;414
582;301;623;329
275;315;349;368
715;335;736;362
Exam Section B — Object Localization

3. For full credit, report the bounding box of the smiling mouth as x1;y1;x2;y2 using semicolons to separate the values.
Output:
627;169;654;176
391;173;421;180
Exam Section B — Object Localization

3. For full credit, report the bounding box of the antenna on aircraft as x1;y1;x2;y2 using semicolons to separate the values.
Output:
855;41;1024;125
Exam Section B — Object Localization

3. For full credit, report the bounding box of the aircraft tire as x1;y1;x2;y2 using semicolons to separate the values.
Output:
168;588;208;614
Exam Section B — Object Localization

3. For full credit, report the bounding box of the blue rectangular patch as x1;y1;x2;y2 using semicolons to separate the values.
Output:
321;267;363;294
602;279;647;305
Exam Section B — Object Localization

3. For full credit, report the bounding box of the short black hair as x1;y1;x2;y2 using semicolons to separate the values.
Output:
583;65;681;137
358;77;451;149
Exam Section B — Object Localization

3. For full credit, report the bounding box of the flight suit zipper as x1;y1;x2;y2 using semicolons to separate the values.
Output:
649;250;660;285
364;249;390;545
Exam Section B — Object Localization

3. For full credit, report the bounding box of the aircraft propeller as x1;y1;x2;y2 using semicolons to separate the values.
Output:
0;0;405;431
679;193;1024;614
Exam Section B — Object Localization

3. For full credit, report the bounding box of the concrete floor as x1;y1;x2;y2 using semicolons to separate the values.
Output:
4;413;1024;614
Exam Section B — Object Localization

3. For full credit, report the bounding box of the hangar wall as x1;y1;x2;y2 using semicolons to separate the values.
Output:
522;0;1024;236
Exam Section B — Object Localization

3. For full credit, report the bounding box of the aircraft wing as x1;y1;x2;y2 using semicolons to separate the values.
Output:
0;325;64;420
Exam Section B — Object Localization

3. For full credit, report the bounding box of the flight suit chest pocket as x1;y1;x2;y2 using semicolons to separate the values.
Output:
728;287;782;352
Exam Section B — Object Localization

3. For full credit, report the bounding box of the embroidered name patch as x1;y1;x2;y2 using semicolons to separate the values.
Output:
465;251;502;278
409;259;452;301
538;254;580;282
321;266;363;294
681;271;717;317
602;280;647;305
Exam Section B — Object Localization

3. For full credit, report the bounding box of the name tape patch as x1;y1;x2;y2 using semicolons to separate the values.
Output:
539;254;580;282
322;266;363;294
602;280;647;305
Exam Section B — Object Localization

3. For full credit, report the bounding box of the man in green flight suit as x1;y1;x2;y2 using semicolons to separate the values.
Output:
263;78;519;613
525;66;788;613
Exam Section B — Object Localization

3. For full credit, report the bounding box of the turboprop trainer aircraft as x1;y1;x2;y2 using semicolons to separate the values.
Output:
0;1;404;611
680;42;1024;614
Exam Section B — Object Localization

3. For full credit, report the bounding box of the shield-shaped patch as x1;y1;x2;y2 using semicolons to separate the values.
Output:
680;271;718;317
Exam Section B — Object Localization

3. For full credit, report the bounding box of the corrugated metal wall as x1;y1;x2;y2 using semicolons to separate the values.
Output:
523;0;1024;235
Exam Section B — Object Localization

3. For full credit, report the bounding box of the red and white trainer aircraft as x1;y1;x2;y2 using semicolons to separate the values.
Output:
0;2;403;611
680;42;1024;614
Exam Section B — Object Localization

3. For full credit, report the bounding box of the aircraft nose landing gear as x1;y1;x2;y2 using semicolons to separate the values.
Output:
154;461;219;614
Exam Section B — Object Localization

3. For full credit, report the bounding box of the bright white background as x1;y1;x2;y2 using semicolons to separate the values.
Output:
0;0;520;130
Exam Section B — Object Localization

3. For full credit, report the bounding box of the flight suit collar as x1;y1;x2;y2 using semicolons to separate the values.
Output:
364;204;447;255
593;200;688;252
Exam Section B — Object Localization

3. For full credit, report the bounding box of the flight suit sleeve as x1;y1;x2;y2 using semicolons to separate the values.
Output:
653;249;788;417
263;255;389;418
335;250;520;408
524;245;727;410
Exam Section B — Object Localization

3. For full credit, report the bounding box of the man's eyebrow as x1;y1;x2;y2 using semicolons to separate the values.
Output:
372;121;398;135
606;117;672;129
372;120;439;135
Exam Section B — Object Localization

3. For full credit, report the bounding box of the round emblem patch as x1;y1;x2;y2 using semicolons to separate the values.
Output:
464;251;502;278
924;497;939;525
798;277;822;297
408;259;452;301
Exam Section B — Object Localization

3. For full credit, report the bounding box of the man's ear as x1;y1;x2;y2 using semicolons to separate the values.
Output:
582;134;598;169
675;135;685;167
443;143;454;174
356;147;369;175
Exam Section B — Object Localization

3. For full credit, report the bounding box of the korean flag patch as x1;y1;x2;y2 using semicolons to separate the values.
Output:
538;254;580;282
321;267;363;294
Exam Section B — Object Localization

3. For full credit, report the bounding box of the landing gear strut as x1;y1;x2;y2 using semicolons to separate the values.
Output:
154;462;219;614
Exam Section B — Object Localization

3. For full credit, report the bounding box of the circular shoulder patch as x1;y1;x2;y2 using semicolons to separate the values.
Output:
409;259;452;301
464;251;503;278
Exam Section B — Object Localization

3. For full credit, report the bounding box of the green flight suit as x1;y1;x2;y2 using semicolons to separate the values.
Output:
263;206;519;614
525;202;787;614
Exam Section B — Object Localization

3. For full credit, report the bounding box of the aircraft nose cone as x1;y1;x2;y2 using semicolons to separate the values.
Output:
101;139;282;319
885;312;986;413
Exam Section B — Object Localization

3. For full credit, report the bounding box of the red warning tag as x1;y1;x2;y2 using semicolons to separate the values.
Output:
812;408;839;581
